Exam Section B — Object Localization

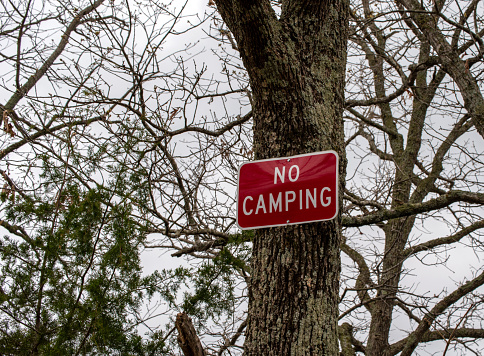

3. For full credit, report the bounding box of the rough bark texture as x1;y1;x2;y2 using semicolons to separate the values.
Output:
339;323;360;356
176;312;206;356
216;1;349;354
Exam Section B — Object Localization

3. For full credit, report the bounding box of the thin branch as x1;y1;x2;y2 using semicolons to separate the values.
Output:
163;111;252;138
396;269;484;356
403;220;484;258
217;319;247;356
3;0;105;111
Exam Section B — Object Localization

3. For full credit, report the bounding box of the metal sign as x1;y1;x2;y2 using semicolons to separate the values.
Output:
236;151;339;229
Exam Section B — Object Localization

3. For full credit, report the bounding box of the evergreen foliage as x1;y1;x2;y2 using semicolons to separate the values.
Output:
0;184;174;355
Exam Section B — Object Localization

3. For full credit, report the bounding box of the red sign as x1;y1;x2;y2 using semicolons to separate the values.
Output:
236;151;339;229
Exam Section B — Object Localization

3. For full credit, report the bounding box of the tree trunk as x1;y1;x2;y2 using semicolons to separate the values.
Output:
216;1;349;354
176;312;206;356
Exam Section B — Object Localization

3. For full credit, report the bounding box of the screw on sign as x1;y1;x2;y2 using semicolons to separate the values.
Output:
236;151;339;229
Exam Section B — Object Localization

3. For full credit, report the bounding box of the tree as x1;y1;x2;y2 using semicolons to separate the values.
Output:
0;0;196;354
214;1;349;354
1;0;484;355
341;1;484;354
0;184;168;355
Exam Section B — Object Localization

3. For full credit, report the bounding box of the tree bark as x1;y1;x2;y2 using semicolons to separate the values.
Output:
216;1;349;354
176;312;206;356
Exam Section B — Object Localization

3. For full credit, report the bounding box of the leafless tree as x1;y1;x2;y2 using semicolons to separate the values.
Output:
1;0;484;355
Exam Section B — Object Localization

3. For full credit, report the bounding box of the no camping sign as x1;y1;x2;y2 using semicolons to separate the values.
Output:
236;151;339;229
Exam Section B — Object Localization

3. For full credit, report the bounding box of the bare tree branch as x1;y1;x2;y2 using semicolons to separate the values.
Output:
397;269;484;356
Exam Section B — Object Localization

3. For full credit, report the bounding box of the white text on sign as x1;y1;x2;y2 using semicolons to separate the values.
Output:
243;165;332;215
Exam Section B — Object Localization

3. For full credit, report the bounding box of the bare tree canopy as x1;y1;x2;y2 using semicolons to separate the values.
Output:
0;0;483;355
